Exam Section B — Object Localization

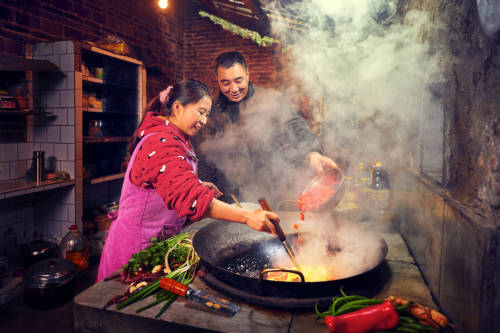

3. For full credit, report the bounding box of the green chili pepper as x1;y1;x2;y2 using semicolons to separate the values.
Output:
336;298;383;313
332;295;368;312
334;304;371;316
400;321;437;331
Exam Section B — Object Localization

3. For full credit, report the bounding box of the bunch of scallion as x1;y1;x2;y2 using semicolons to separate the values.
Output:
116;233;200;318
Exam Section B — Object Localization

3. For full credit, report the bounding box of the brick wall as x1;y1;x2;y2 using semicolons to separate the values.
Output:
0;0;186;100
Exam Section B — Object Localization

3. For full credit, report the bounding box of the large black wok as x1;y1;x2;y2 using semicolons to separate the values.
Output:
193;217;388;299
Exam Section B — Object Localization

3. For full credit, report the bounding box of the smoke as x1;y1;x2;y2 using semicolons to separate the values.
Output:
269;211;387;281
199;0;443;207
268;0;443;165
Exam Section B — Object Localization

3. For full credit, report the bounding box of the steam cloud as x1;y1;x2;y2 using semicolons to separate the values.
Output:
200;0;443;207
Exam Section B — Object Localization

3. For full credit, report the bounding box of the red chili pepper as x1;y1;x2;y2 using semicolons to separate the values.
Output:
297;185;335;212
299;212;304;220
293;223;301;229
324;300;399;333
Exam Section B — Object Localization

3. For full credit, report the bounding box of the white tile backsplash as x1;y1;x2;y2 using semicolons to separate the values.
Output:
9;160;27;179
60;126;75;143
50;108;68;125
60;53;74;72
0;162;9;181
54;143;68;160
45;89;60;108
0;144;18;162
67;204;76;222
53;41;67;55
47;126;61;143
40;142;55;157
66;72;74;90
68;144;75;160
34;126;47;142
18;142;34;160
47;220;61;236
60;90;74;107
54;202;69;221
60;161;75;178
67;107;75;125
46;54;61;68
33;42;53;56
1;41;80;244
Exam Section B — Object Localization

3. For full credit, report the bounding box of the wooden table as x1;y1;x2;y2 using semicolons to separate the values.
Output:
74;219;436;333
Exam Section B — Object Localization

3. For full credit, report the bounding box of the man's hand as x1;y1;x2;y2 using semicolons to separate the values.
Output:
201;181;223;198
308;151;339;174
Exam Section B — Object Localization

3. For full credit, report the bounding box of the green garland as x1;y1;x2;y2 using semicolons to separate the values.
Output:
199;10;280;47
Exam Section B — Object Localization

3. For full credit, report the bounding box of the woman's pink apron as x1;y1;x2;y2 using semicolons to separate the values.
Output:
96;133;197;281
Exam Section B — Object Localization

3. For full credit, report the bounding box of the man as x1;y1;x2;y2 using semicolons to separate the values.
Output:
195;51;338;204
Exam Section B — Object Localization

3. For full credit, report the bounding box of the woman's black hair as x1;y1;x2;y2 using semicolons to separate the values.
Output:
127;79;212;157
215;51;247;72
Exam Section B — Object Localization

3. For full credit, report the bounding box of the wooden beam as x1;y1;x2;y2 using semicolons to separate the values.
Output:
198;0;224;17
241;0;266;20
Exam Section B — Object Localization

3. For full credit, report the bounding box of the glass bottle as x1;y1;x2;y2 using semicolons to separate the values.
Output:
59;225;89;272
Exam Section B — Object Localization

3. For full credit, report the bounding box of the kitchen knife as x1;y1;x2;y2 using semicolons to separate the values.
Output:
159;277;240;317
258;198;300;269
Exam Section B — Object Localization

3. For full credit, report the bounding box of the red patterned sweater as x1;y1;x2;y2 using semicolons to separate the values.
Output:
130;112;215;221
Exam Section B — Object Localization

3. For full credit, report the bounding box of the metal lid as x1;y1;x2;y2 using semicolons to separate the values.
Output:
24;240;57;257
23;258;78;288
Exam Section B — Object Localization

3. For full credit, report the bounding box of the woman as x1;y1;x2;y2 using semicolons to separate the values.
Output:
97;80;279;282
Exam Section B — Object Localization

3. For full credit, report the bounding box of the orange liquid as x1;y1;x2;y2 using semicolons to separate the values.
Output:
65;248;88;271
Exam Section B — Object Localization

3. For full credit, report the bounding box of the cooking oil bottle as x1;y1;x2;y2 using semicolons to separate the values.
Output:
59;225;89;272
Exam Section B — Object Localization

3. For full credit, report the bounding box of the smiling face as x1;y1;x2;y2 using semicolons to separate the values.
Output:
216;63;250;103
171;95;212;136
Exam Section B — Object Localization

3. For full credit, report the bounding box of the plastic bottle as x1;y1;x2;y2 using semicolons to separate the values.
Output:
59;225;89;272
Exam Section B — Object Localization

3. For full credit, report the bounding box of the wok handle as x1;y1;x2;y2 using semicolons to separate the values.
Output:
260;268;305;283
160;277;188;297
258;198;286;242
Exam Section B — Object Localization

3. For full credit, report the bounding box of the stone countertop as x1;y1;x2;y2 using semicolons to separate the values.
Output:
74;218;437;333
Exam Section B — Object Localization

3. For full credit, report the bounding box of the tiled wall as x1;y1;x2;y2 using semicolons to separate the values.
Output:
32;40;76;179
391;166;498;332
0;41;77;255
0;143;33;181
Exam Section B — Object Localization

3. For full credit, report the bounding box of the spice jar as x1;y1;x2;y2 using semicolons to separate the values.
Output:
59;225;89;272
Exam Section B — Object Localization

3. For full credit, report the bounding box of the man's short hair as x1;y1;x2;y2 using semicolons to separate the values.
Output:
215;51;247;72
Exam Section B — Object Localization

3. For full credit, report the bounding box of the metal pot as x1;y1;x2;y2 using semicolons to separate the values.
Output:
23;258;78;309
193;217;388;299
23;240;58;268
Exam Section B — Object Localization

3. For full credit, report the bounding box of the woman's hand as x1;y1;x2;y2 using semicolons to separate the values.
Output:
308;151;339;174
205;199;280;235
201;181;223;198
243;209;280;235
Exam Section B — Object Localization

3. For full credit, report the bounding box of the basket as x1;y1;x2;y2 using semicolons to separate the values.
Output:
94;214;113;231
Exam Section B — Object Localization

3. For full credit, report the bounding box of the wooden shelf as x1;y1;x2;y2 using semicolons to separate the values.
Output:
83;136;129;143
83;107;103;113
0;54;62;72
86;172;125;185
0;109;49;116
83;76;103;84
0;178;75;199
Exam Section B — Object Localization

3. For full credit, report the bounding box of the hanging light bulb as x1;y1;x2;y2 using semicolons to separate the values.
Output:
158;0;168;9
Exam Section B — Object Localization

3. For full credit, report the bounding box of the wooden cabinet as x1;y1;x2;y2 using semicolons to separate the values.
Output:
74;42;146;220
